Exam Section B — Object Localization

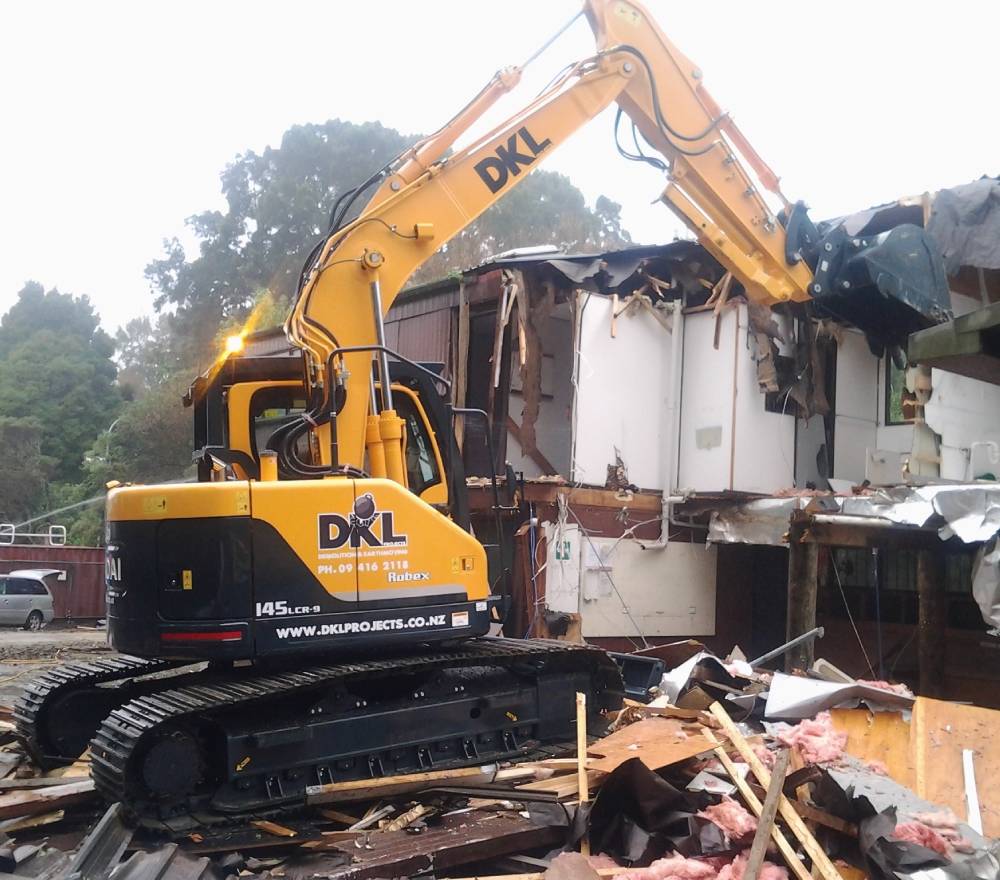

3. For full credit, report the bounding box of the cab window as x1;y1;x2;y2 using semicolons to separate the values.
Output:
249;387;311;460
394;393;441;496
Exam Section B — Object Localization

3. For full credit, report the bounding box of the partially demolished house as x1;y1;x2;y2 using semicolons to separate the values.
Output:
372;176;1000;707
236;177;1000;705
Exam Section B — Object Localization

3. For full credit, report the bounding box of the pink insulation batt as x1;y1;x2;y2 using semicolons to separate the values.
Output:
776;712;848;764
697;796;757;840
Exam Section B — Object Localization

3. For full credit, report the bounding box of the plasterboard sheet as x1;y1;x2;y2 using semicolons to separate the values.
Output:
572;294;673;490
835;330;879;421
678;308;736;491
834;415;877;484
579;539;716;638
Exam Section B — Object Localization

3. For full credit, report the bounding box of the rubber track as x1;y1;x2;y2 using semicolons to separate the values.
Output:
90;638;621;827
14;655;186;766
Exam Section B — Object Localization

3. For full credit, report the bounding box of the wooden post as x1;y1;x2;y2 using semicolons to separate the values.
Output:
576;692;590;856
786;521;819;672
917;549;946;697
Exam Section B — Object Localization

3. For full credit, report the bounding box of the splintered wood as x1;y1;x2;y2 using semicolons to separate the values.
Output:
708;702;842;880
586;715;717;774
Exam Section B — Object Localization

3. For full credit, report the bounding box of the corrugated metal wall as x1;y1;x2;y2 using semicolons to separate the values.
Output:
0;545;105;620
387;285;459;379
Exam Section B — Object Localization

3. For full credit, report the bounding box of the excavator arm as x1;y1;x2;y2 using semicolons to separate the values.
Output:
283;0;951;478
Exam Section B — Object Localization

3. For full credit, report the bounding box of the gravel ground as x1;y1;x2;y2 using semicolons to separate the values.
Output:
0;626;113;706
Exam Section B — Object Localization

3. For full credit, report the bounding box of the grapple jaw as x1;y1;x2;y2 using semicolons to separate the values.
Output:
808;223;952;356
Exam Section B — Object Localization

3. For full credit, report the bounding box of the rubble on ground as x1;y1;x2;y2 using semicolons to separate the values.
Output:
0;640;996;880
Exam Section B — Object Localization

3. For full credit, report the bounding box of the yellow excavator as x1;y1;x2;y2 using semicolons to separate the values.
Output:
16;0;949;829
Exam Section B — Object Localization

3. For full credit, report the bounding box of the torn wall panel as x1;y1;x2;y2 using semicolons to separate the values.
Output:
679;305;794;493
572;292;674;490
508;305;574;478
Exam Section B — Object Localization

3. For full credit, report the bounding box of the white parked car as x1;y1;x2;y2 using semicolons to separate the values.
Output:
0;569;58;630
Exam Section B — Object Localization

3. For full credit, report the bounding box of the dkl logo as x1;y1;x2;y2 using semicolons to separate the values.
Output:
474;126;553;194
319;493;407;550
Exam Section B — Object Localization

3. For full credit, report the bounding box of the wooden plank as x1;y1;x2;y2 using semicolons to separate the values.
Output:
576;692;590;857
912;698;1000;838
521;484;662;513
516;770;603;800
829;708;914;787
746;780;855;837
251;819;298;838
306;764;498;804
743;748;790;880
0;776;86;792
0;810;65;833
709;703;841;880
702;729;811;880
586;716;715;774
0;779;95;820
792;802;857;838
323;812;562;880
319;808;361;825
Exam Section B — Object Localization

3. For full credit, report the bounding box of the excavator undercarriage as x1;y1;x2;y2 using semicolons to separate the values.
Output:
18;640;622;830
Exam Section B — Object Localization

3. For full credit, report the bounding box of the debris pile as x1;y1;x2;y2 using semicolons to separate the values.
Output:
0;641;996;880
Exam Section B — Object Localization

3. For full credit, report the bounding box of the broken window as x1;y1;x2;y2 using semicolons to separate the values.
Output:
885;359;916;425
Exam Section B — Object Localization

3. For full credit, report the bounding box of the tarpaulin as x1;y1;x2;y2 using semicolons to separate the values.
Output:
582;758;721;865
926;178;1000;274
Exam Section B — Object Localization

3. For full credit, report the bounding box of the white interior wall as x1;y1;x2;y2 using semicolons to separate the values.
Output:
925;369;1000;480
507;305;574;478
571;293;673;490
678;306;794;493
832;330;879;483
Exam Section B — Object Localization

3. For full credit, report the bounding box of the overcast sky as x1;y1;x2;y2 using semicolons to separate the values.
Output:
2;1;997;333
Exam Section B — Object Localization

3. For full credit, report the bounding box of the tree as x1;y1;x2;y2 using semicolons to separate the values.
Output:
115;314;187;397
0;283;121;483
147;120;416;365
54;376;195;545
0;418;52;526
414;174;631;283
147;119;632;364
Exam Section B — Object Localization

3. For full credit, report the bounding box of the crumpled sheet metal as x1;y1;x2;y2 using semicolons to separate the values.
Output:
708;498;807;545
934;488;1000;543
972;538;1000;631
764;671;914;719
708;484;1000;547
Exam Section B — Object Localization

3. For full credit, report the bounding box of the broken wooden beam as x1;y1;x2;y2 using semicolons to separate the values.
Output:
742;748;790;880
708;703;842;880
305;764;502;804
322;811;563;880
0;779;95;820
702;729;811;880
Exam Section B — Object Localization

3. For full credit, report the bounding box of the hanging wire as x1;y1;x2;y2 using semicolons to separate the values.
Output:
565;502;650;649
831;553;877;678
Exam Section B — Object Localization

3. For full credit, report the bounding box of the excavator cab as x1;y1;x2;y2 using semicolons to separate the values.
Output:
185;351;468;527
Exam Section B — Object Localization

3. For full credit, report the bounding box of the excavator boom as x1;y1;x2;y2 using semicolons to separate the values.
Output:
285;0;950;477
